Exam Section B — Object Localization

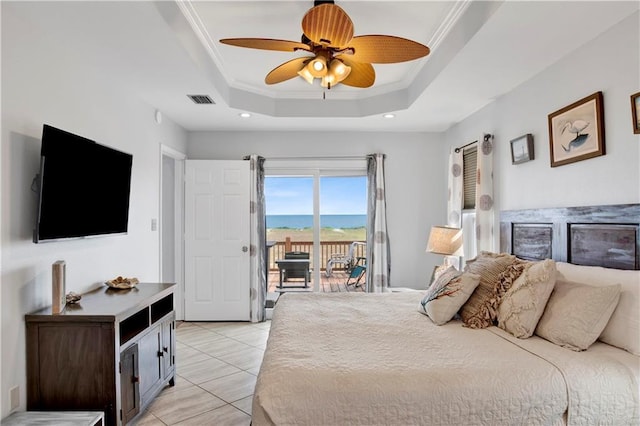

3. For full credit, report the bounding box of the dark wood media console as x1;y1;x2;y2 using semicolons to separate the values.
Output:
25;283;176;426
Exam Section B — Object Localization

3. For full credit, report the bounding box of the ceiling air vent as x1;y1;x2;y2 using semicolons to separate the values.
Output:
187;94;215;105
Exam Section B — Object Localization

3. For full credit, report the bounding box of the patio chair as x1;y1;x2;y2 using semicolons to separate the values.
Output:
345;258;366;287
325;241;366;277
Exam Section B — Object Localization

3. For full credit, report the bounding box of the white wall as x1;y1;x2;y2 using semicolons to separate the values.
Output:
188;131;447;289
446;12;640;216
0;6;187;417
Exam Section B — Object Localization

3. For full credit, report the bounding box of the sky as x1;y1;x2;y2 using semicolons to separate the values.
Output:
265;176;367;215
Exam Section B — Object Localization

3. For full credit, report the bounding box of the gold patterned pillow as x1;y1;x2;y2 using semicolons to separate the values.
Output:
497;259;557;338
459;251;518;328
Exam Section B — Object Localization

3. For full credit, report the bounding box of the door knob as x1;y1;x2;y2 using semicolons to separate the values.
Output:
242;246;248;252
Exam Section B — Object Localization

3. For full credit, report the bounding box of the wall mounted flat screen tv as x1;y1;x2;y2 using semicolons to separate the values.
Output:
33;124;133;243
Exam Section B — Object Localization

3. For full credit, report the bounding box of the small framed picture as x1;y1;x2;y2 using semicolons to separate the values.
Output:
548;91;605;167
631;92;640;134
510;134;534;164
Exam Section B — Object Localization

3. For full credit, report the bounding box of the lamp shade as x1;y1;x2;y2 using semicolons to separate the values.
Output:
426;226;463;256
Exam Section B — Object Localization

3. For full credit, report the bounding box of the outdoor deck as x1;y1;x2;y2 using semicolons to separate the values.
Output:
268;270;365;293
267;239;366;293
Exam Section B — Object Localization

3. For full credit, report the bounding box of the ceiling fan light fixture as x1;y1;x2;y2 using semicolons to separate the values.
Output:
329;59;351;80
320;74;334;88
297;66;315;85
320;59;351;88
308;55;328;78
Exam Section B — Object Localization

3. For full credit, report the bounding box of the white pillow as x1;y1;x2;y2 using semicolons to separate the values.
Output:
497;259;557;338
556;262;639;355
420;268;480;325
535;281;621;351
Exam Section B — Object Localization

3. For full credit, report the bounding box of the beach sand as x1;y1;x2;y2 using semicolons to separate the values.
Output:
267;227;366;242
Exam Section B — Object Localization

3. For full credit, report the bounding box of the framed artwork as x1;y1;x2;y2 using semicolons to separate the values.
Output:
548;91;605;167
631;92;640;134
510;134;534;164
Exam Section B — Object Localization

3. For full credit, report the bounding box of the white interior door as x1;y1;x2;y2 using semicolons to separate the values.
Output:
184;160;250;321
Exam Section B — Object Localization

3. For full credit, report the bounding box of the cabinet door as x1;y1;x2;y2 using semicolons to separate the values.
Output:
120;344;140;425
137;327;163;404
28;323;116;424
161;319;175;381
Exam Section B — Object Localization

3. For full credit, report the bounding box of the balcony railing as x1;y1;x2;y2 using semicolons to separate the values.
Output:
268;237;366;271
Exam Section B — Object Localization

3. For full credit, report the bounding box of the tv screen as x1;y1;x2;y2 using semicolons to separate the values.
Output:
33;124;133;243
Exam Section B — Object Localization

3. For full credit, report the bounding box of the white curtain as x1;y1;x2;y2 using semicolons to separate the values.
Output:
366;154;391;293
246;155;266;322
475;134;495;252
447;149;464;228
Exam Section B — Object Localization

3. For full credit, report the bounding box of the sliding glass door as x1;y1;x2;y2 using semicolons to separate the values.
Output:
264;166;367;293
265;176;315;291
319;176;367;290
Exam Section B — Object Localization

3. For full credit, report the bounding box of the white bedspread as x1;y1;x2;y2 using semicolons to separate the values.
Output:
252;292;639;426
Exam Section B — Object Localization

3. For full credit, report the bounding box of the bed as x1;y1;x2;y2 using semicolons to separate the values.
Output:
252;204;640;425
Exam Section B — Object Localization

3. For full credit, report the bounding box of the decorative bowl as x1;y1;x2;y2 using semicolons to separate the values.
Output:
105;277;139;290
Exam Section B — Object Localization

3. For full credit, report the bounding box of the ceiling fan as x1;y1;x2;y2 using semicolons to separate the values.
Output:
219;1;430;90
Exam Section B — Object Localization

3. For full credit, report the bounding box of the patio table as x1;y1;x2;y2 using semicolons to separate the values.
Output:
276;259;310;288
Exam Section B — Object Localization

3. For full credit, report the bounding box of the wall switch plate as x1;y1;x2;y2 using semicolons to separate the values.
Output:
151;218;158;231
9;386;19;412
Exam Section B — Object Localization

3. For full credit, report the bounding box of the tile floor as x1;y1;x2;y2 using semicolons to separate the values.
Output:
133;320;271;426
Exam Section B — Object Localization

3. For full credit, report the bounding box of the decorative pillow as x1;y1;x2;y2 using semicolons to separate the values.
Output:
430;264;449;285
459;252;518;328
419;268;481;325
556;262;640;355
497;259;557;338
535;281;621;351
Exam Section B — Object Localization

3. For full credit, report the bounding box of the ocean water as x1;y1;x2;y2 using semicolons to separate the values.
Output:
267;214;366;229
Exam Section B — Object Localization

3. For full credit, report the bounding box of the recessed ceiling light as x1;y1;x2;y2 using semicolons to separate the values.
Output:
383;113;395;119
239;112;251;118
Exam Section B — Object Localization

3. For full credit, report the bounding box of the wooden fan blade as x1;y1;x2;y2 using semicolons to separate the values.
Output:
346;35;430;64
339;59;375;88
220;38;311;53
301;4;354;48
265;57;310;84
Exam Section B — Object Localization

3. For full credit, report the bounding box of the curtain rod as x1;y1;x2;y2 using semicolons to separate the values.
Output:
454;133;493;153
264;155;369;161
454;141;477;153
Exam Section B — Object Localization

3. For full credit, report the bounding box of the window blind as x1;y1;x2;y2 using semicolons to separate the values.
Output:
463;146;477;210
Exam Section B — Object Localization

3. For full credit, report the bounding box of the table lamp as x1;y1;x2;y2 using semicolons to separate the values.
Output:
426;226;463;270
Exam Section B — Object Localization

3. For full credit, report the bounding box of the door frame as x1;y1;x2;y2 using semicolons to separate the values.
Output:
159;144;186;320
